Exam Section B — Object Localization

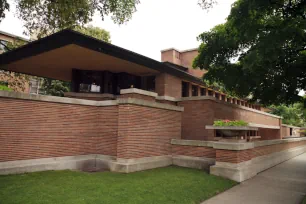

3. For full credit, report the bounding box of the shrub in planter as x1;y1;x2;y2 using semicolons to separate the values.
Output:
213;120;248;127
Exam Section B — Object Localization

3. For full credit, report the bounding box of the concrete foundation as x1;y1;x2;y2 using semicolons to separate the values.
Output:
210;145;306;182
0;154;215;175
172;155;215;170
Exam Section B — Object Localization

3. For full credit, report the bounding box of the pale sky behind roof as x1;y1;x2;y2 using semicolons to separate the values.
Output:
0;0;236;61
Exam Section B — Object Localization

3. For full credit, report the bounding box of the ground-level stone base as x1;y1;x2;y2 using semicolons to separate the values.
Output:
210;145;306;182
0;154;214;175
172;155;215;170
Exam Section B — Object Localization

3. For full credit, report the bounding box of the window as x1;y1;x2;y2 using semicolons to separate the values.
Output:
221;95;226;101
182;81;189;97
208;90;214;96
200;88;206;96
215;92;220;100
227;98;231;103
29;78;44;95
192;85;198;96
79;71;102;93
141;76;155;92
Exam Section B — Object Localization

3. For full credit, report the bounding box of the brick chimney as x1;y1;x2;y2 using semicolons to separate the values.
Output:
161;48;206;78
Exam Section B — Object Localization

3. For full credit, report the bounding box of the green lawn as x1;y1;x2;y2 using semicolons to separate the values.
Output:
302;196;306;204
0;166;236;204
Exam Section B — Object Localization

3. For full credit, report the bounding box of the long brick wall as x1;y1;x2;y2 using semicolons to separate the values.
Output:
117;104;182;159
216;140;306;163
178;100;215;140
0;98;118;162
179;98;281;141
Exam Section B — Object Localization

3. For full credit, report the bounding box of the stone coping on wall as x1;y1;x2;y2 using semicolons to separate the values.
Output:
120;88;158;97
179;96;282;119
254;137;306;147
172;137;306;151
248;123;280;129
282;124;302;129
156;95;180;102
0;91;183;112
64;92;116;99
117;98;184;112
171;139;214;147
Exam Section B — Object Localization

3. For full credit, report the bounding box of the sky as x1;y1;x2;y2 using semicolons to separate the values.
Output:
0;0;236;61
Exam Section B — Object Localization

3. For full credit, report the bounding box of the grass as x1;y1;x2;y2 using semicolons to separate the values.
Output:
0;166;236;204
302;196;306;204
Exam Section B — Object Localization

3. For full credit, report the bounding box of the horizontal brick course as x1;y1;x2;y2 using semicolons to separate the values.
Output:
172;145;215;158
0;97;118;162
117;104;182;159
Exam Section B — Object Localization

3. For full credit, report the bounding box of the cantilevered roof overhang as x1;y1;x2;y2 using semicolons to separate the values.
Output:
0;29;205;85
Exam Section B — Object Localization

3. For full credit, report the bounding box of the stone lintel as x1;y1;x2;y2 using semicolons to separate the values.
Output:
212;142;255;150
120;88;158;97
118;98;184;112
171;139;213;147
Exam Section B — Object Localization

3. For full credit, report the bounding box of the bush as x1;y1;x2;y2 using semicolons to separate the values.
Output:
213;120;248;126
0;85;12;91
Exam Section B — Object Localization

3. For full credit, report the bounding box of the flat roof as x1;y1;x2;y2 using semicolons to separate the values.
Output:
0;29;205;85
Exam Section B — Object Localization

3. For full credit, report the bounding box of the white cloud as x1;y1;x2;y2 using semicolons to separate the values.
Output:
0;0;235;61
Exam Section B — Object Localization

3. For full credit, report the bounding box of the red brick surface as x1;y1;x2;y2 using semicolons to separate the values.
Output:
155;73;182;98
216;141;306;163
172;145;215;158
179;99;282;141
178;100;215;141
214;101;280;126
0;98;118;162
117;104;182;159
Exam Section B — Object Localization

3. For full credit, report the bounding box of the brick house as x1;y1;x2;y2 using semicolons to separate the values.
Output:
0;29;305;182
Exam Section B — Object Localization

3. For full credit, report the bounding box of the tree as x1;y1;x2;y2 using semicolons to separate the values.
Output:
0;0;138;37
74;25;111;43
269;101;306;127
0;39;29;92
194;0;306;105
41;79;70;97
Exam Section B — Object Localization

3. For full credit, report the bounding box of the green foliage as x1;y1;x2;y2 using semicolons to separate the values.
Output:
214;119;248;127
194;0;306;105
0;0;9;22
269;102;306;127
74;25;111;43
0;85;12;91
0;167;236;204
12;0;139;37
41;79;70;97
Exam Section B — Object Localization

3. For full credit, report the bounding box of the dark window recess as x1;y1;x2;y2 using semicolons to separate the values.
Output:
71;69;142;94
237;100;241;105
290;128;293;136
208;90;214;96
182;81;189;97
221;95;226;101
141;76;155;92
227;98;231;103
215;92;220;100
201;88;206;96
192;85;198;96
